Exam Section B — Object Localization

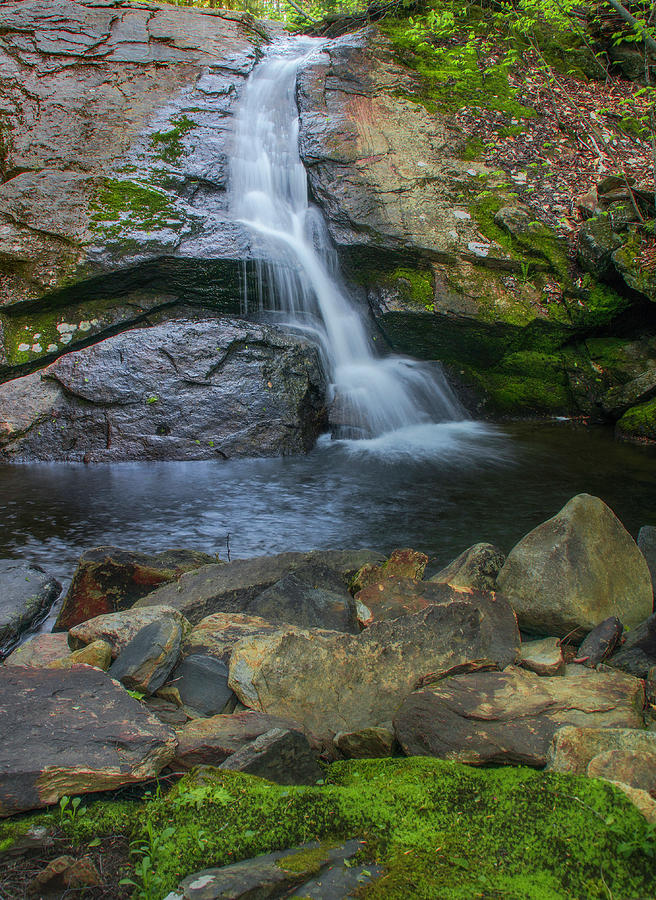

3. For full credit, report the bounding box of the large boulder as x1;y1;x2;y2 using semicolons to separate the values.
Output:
0;666;176;816
135;549;385;625
496;494;653;637
1;318;327;464
638;525;656;598
0;561;61;658
394;665;644;767
56;547;211;631
228;591;520;739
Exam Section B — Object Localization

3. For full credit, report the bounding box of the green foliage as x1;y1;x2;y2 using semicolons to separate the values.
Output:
59;795;86;826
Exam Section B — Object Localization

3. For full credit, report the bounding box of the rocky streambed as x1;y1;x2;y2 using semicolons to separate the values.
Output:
1;493;655;898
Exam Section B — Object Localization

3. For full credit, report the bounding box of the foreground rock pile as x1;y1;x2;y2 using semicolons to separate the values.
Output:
1;493;655;895
1;493;654;819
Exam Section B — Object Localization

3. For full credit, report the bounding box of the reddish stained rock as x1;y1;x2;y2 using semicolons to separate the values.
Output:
28;855;100;896
55;546;216;630
0;666;176;816
354;578;506;628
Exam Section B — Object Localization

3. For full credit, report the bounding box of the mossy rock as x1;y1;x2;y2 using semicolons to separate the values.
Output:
616;397;656;443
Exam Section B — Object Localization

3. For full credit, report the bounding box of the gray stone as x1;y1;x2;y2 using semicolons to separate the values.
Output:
219;727;323;785
160;654;234;717
247;569;358;633
574;617;624;666
174;710;304;769
0;666;176;816
176;840;366;900
0;318;327;463
496;494;653;637
638;525;656;599
0;561;61;658
608;613;656;678
229;591;520;739
180;613;282;663
429;542;506;591
108;618;182;695
136;549;385;625
394;665;644;767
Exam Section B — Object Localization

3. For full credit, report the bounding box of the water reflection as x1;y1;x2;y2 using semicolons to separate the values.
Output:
1;424;655;589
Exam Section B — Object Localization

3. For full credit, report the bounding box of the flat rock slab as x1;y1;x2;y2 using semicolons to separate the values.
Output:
518;637;564;676
68;605;191;659
136;550;384;625
496;494;652;637
355;579;504;626
174;711;304;769
56;547;212;630
0;561;61;657
394;665;644;767
175;840;367;900
0;666;176;816
229;591;520;738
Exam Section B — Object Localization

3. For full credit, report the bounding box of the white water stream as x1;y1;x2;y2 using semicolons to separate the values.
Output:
228;40;479;450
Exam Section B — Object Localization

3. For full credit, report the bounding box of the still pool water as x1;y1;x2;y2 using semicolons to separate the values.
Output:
1;421;655;591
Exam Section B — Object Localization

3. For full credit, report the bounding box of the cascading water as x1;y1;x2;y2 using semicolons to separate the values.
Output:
228;39;477;451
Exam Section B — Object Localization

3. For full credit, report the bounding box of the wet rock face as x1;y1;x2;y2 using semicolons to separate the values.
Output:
0;561;62;658
0;318;327;462
0;0;270;374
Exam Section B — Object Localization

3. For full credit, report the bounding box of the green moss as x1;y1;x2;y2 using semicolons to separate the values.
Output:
150;115;196;163
462;138;485;161
118;757;656;899
498;350;568;384
476;372;571;414
276;840;340;874
388;267;434;307
616;397;656;442
568;282;632;327
89;178;183;240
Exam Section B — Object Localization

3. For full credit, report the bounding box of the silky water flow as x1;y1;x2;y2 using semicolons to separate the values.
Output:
228;40;479;452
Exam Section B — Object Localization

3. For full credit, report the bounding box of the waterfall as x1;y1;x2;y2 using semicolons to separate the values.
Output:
228;39;469;447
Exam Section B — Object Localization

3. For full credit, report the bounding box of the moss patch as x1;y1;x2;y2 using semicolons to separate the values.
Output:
150;115;196;164
616;397;656;442
124;758;655;898
89;178;185;242
387;267;434;307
